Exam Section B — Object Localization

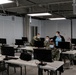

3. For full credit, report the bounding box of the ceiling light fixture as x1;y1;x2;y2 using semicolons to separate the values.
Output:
0;0;13;4
27;13;52;16
49;18;66;20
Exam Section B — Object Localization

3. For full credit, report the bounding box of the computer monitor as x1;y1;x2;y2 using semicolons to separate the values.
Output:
15;39;24;45
34;41;44;47
71;39;76;45
0;38;6;45
40;38;45;42
58;42;70;49
1;46;15;60
34;49;52;65
22;37;28;42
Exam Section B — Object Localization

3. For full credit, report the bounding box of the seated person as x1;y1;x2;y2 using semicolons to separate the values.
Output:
49;39;60;61
52;48;60;61
44;36;50;48
49;39;55;48
30;33;41;46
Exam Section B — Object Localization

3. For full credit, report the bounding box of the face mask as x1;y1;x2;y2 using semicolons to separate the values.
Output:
46;39;49;41
49;45;54;48
37;36;40;38
56;34;59;36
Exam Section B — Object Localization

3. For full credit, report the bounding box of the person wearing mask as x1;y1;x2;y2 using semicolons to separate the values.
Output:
53;31;65;74
53;31;65;48
49;38;55;48
44;36;50;47
30;33;41;46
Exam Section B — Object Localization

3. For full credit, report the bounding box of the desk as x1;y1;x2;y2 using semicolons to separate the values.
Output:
62;50;76;61
62;50;76;65
0;55;5;61
0;54;19;61
6;59;64;75
62;50;76;55
0;55;21;75
18;46;37;51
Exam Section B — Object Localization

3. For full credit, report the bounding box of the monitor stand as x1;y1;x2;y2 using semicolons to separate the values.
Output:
38;61;47;66
3;56;9;60
17;45;21;48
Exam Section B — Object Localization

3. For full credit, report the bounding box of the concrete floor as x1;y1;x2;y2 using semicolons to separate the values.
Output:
0;53;76;75
0;65;76;75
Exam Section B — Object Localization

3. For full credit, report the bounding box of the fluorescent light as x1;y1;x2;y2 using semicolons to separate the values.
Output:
27;13;52;16
49;18;66;20
0;0;13;4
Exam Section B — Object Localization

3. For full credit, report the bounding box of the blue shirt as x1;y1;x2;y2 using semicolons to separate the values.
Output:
55;37;62;46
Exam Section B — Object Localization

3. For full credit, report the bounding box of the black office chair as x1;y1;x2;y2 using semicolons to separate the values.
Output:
19;52;32;75
0;61;8;75
7;63;22;75
7;52;32;75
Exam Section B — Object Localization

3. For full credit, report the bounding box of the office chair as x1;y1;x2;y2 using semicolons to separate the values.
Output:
0;61;8;75
7;63;22;75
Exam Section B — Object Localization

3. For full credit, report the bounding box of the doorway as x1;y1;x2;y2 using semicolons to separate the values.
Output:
30;26;38;40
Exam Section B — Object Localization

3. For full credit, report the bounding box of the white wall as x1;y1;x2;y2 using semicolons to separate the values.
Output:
0;16;23;44
41;20;71;41
27;18;76;42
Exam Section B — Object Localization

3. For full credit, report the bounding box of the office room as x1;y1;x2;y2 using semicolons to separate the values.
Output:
0;0;76;75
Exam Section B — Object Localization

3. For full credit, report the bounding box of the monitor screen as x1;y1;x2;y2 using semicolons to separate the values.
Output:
34;49;52;62
34;41;44;47
71;39;76;45
58;42;70;49
1;46;14;56
22;37;28;42
40;38;45;42
15;39;24;45
0;38;6;44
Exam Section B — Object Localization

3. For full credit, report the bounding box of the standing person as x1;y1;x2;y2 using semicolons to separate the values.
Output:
44;36;50;47
53;31;65;48
30;33;41;46
53;31;64;74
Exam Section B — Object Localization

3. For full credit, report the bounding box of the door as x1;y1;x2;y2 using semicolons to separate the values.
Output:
31;26;38;40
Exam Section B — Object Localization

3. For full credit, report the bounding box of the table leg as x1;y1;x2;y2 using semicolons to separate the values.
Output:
25;66;26;75
47;70;49;75
20;66;22;75
50;70;57;75
38;68;43;75
7;64;9;75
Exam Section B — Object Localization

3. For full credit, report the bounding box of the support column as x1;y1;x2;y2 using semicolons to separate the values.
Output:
23;15;29;41
71;19;72;39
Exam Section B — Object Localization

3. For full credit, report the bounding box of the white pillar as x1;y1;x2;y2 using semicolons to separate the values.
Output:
23;15;30;41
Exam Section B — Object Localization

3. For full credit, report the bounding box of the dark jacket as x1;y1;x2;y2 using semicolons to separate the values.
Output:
53;35;65;46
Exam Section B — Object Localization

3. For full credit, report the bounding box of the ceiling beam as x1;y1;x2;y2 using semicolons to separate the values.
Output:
16;0;19;6
0;10;25;17
5;1;72;10
26;0;36;4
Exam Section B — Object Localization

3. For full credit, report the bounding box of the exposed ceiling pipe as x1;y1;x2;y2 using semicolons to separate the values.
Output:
5;1;72;10
26;0;36;4
16;0;19;7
